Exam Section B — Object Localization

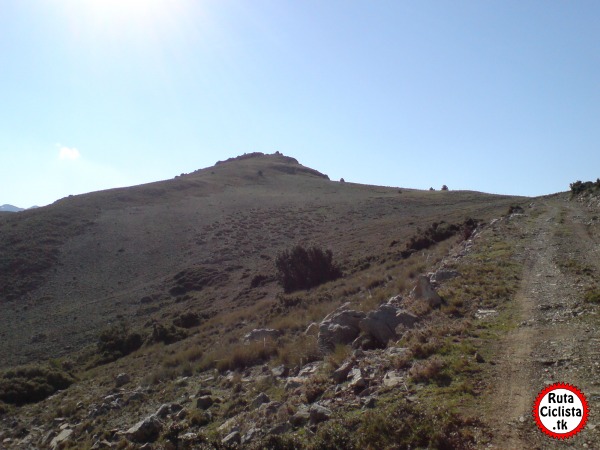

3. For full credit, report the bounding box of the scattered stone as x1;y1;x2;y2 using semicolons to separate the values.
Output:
270;422;291;435
359;305;419;346
155;403;183;418
290;409;310;427
298;362;321;377
115;373;131;388
348;368;367;392
251;392;270;409
218;418;238;433
242;428;261;445
309;404;332;424
50;428;73;450
196;395;214;410
430;269;460;284
332;360;354;384
284;377;305;391
222;431;241;446
41;430;57;447
125;415;163;443
244;328;280;343
411;275;442;307
271;365;289;378
387;295;403;306
363;397;377;409
475;309;498;319
317;305;366;351
352;334;381;350
383;370;404;388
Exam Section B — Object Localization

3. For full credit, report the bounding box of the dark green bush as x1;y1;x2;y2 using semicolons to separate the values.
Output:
275;245;342;293
0;365;74;405
96;322;143;364
570;179;600;197
401;219;479;258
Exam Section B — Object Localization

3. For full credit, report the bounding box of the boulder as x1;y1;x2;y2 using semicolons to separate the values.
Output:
155;403;183;418
284;377;305;391
251;392;270;409
50;429;73;450
222;431;241;446
309;404;332;424
196;395;214;410
359;305;418;346
332;360;354;384
115;373;131;388
317;306;365;351
348;368;367;392
271;365;289;378
411;275;442;307
244;328;280;343
351;334;381;350
430;269;460;284
126;415;163;443
290;409;310;427
383;370;404;388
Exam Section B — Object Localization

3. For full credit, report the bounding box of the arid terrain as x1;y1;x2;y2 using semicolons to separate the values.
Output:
0;153;598;449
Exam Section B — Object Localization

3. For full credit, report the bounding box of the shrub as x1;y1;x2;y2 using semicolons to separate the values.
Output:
96;322;143;364
275;245;342;293
148;323;188;345
0;364;74;405
173;312;200;328
409;355;446;384
400;219;479;258
507;205;524;215
441;185;449;191
584;288;600;304
312;422;356;450
570;179;600;197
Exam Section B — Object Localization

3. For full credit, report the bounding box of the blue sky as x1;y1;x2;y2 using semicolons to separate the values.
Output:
1;0;599;207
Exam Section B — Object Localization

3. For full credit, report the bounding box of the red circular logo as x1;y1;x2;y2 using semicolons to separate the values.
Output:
532;382;589;439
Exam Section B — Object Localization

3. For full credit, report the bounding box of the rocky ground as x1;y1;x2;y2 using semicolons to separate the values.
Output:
1;190;599;449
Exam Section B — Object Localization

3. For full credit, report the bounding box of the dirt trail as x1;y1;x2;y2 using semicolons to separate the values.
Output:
486;198;600;448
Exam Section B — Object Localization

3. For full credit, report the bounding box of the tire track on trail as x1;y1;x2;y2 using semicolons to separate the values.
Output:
486;199;600;448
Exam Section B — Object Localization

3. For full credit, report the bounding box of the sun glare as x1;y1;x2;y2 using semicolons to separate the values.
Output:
60;0;191;41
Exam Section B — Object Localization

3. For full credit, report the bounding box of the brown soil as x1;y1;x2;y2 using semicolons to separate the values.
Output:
483;198;600;448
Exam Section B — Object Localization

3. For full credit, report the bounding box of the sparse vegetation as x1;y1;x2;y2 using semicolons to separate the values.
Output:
94;322;144;366
401;218;479;258
275;245;342;293
570;179;600;197
0;364;74;405
584;287;600;304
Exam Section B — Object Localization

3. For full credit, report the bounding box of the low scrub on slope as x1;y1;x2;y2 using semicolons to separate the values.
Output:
0;364;74;406
570;179;600;197
275;245;342;293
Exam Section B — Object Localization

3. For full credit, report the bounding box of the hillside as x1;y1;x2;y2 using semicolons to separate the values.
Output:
3;153;598;449
0;152;517;369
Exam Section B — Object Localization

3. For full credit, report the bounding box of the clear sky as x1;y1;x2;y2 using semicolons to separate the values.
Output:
1;0;599;207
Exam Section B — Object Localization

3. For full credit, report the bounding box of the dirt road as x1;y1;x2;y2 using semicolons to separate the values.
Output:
486;198;600;448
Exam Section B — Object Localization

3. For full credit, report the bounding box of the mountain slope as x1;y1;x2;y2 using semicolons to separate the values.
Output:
0;153;521;369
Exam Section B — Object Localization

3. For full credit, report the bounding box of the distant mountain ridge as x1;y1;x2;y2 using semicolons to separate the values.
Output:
0;204;24;212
